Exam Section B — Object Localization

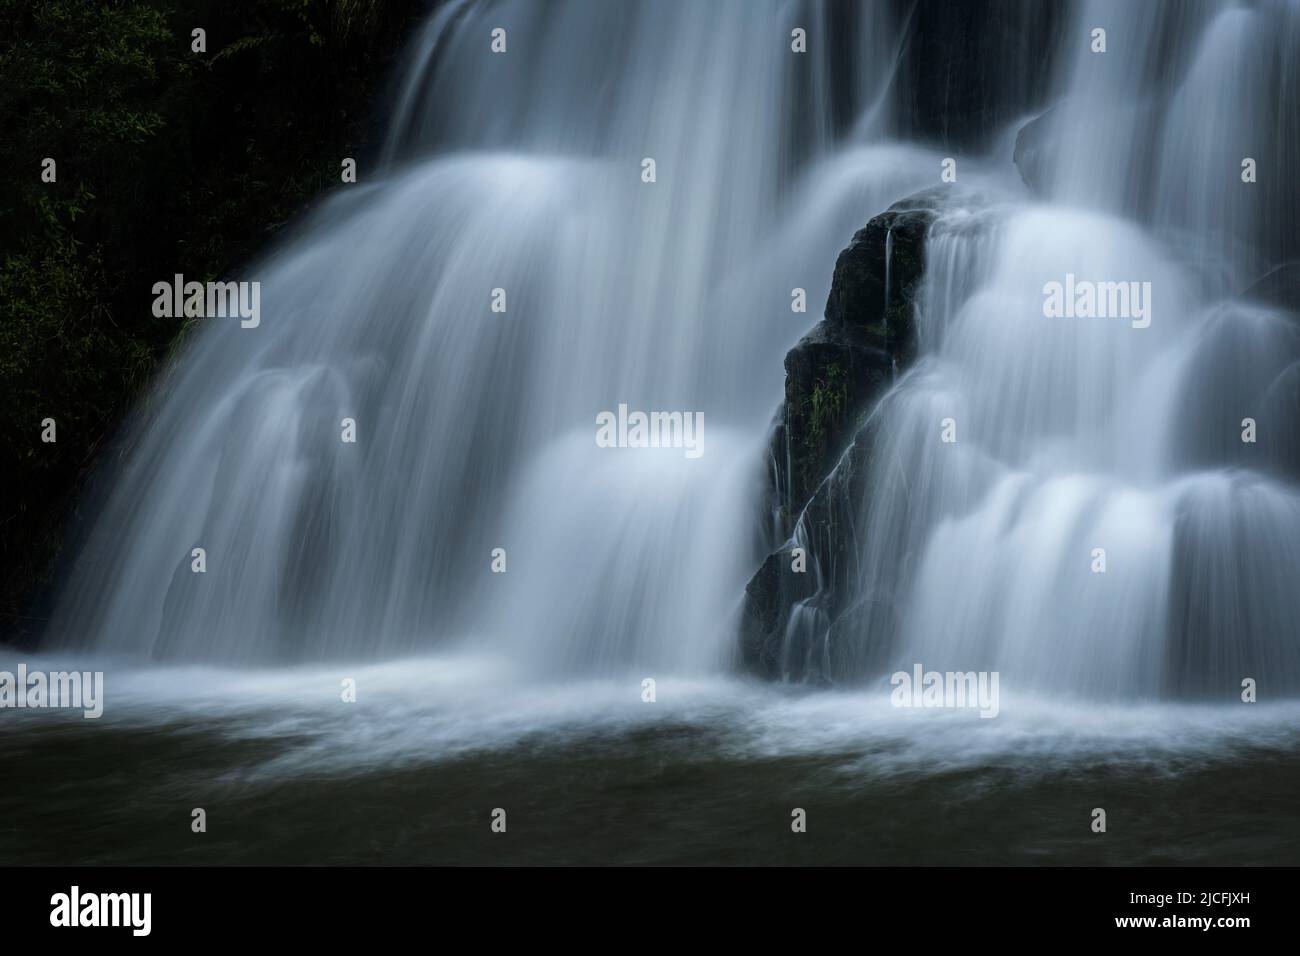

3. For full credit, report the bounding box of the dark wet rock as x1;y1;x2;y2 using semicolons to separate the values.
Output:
1166;300;1300;484
890;0;1064;151
1012;106;1057;195
1242;262;1300;313
740;189;945;680
1013;99;1170;199
1164;474;1300;700
738;547;818;679
779;191;938;520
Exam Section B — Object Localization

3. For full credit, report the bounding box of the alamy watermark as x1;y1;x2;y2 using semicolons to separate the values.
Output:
50;886;150;936
152;274;260;328
890;663;1000;718
595;403;704;458
0;664;104;718
1042;273;1151;329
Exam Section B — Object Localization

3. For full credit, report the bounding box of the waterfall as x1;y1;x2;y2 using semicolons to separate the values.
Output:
44;0;922;670
43;0;1300;704
827;0;1300;699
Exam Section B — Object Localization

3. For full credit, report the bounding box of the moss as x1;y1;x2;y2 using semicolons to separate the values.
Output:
800;362;849;488
742;189;947;679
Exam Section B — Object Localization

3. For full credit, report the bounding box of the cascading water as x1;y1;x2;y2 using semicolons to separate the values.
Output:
10;0;1300;865
772;0;1300;701
40;0;1300;686
45;0;929;670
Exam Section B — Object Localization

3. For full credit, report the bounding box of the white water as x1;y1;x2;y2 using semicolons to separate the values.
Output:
9;651;1300;783
36;0;1300;725
783;0;1300;698
43;0;955;672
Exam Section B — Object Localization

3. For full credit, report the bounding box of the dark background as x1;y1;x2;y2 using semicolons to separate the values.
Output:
0;0;426;638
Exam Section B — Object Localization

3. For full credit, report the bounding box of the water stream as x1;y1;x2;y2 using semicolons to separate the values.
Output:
6;0;1299;864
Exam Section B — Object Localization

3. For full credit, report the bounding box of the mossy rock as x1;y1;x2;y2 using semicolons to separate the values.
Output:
779;191;939;519
740;189;946;679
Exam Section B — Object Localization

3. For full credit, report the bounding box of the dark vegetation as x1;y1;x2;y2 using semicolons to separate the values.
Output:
0;0;424;637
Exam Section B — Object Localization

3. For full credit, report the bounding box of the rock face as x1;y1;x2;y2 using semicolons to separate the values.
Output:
1011;106;1056;195
1243;262;1300;313
740;190;941;681
1011;101;1164;197
777;192;938;521
890;0;1063;151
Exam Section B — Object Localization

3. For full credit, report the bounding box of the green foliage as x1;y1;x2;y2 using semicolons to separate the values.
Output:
804;363;849;450
797;362;850;495
0;0;419;630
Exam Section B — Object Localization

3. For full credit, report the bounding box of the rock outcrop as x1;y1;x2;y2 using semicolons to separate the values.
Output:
775;191;938;523
1243;262;1300;313
739;189;943;681
890;0;1064;151
1011;105;1056;195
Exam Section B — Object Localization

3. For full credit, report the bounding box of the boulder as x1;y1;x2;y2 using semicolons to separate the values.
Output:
779;191;938;520
740;189;944;680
